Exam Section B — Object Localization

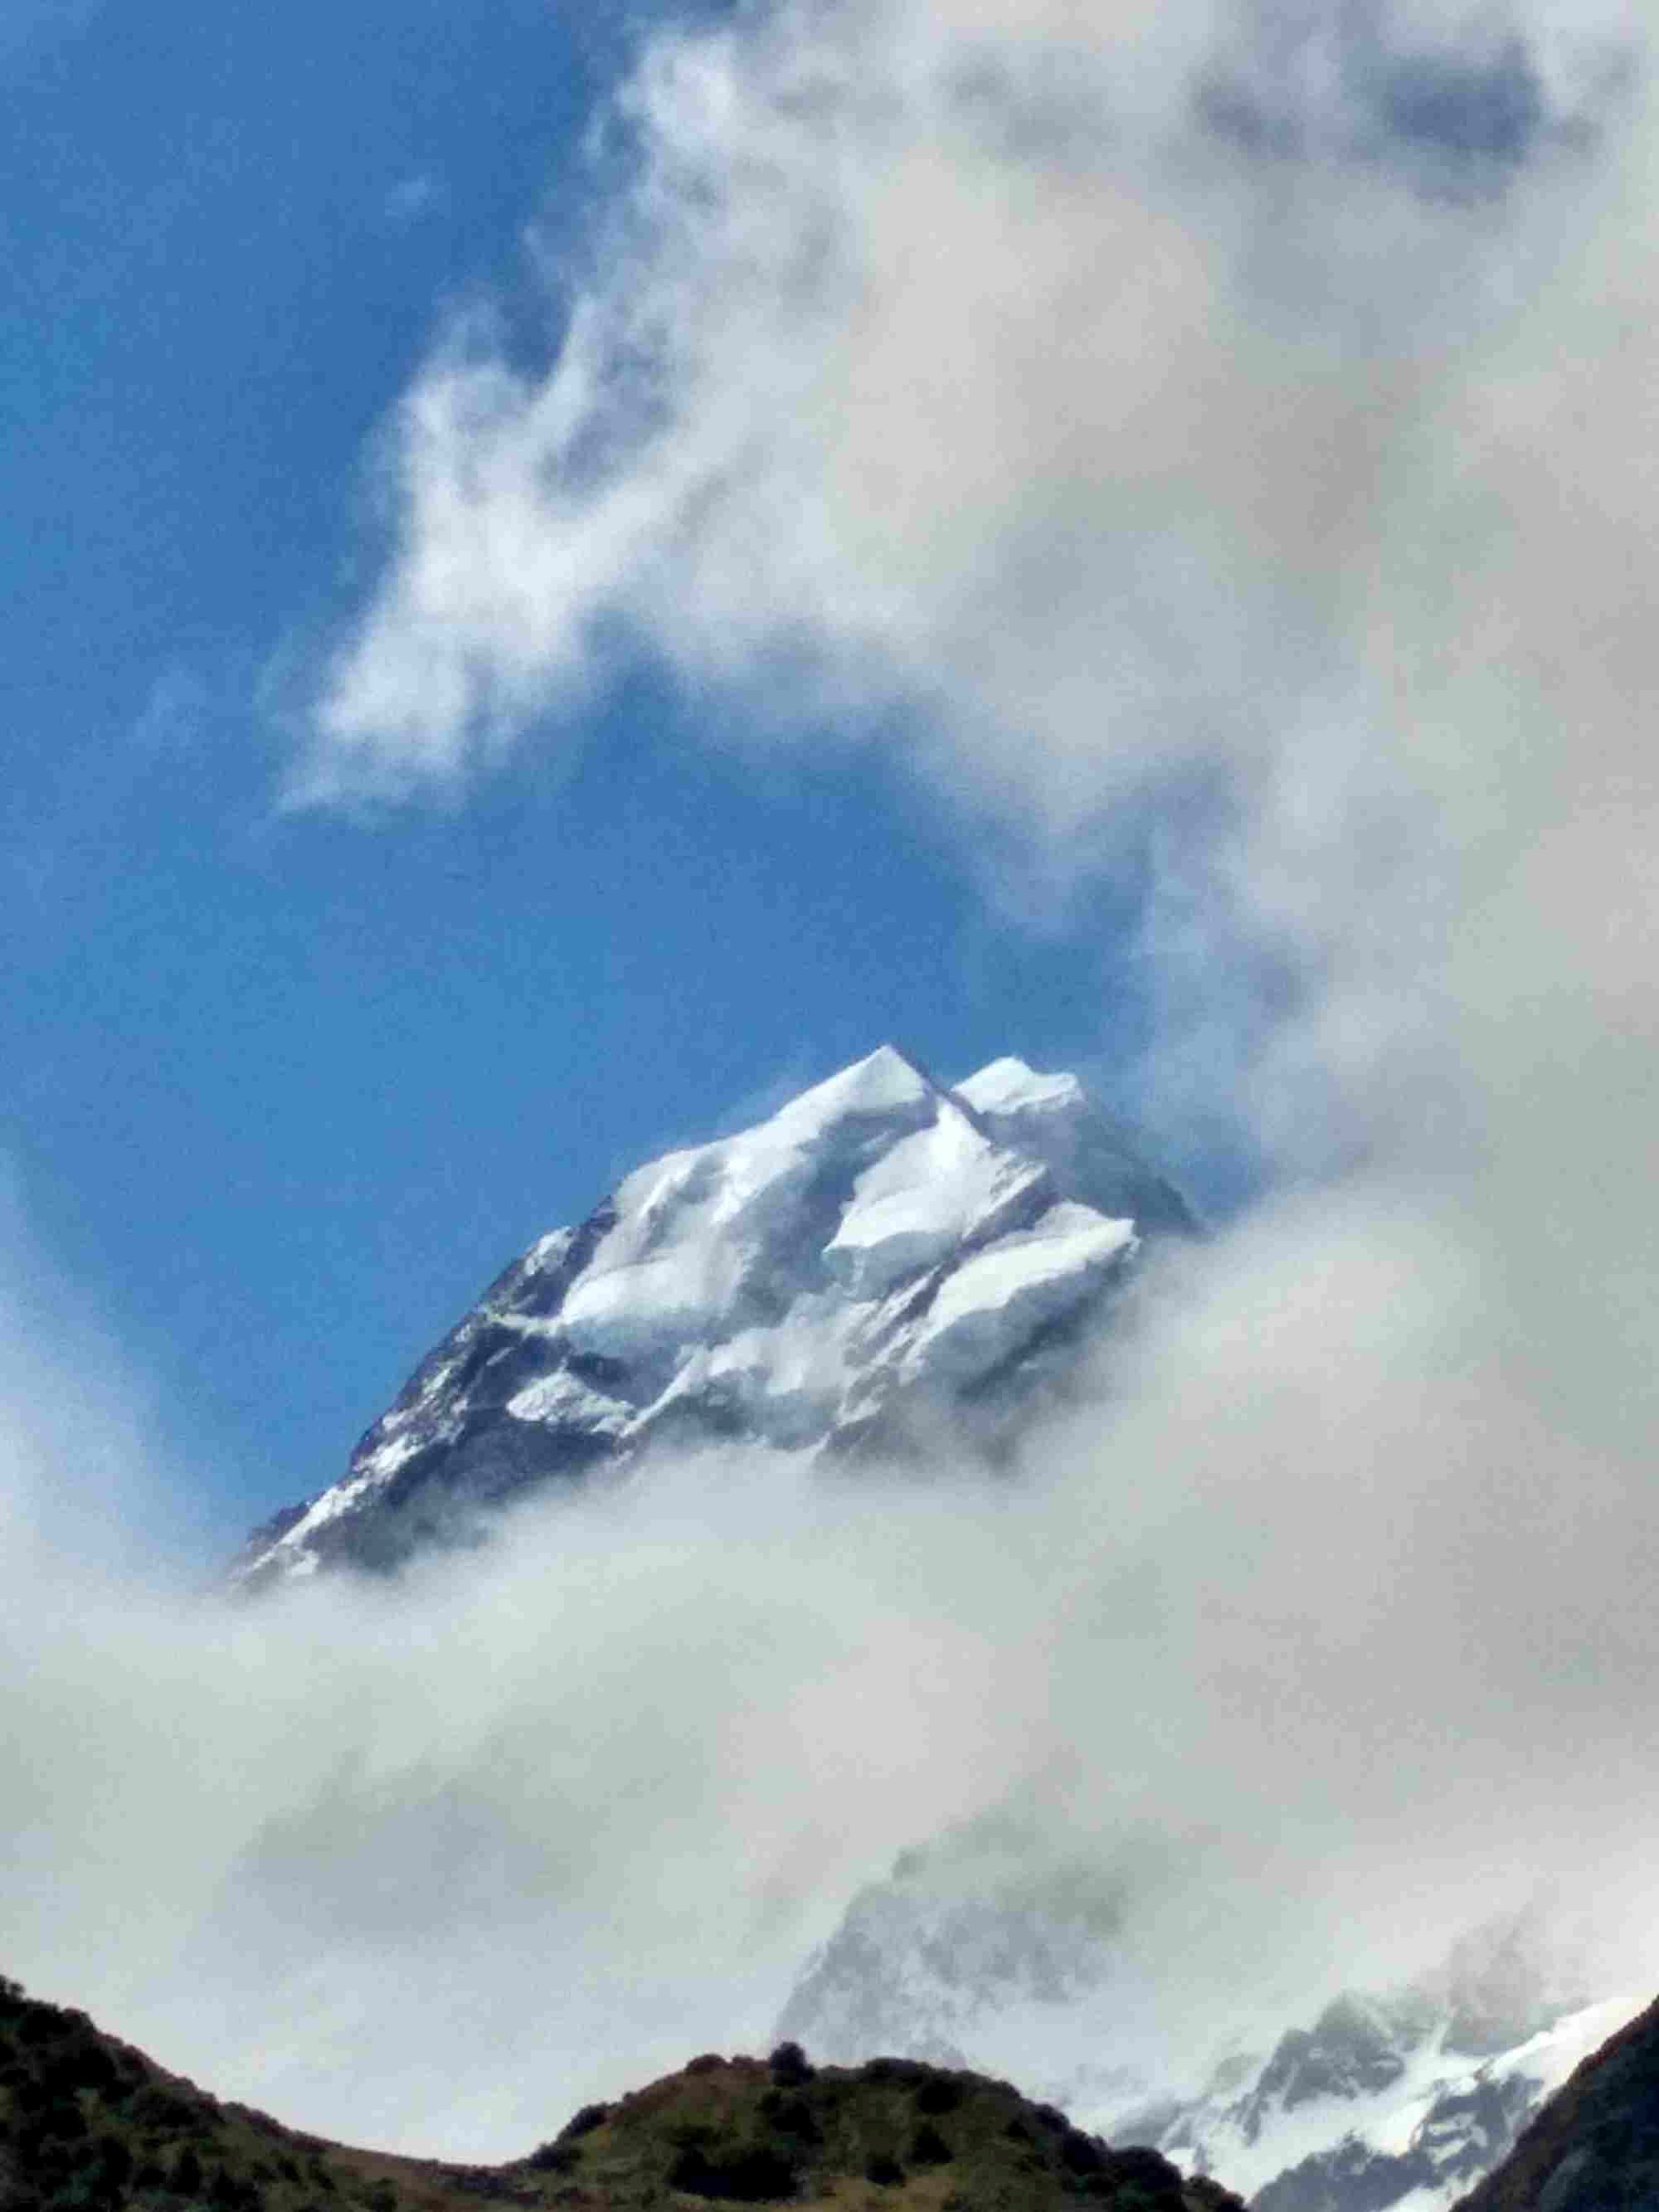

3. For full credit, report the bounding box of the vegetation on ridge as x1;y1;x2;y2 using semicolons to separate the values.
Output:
0;1980;1237;2212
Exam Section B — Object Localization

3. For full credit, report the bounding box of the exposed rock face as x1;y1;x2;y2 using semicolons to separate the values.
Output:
233;1048;1196;1585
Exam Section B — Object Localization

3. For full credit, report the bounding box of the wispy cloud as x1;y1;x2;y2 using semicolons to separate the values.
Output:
382;173;449;227
289;0;1646;1158
294;0;1630;846
130;665;212;760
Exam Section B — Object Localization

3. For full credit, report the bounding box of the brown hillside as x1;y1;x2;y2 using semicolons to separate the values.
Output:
0;1977;1238;2212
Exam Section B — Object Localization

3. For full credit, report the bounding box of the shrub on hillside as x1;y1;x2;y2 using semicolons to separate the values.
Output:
209;2164;259;2210
556;2103;611;2142
666;2142;800;2200
758;2093;820;2146
129;2083;200;2134
526;2143;581;2175
909;2122;952;2167
95;2137;134;2191
860;2059;927;2088
1060;2130;1104;2176
39;2039;119;2099
1094;2146;1188;2211
914;2077;964;2117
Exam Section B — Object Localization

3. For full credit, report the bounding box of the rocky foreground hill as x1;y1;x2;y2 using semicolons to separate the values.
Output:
5;1966;1658;2212
0;1975;1235;2212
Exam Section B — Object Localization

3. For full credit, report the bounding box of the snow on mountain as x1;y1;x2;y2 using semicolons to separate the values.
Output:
1146;1971;1631;2212
233;1048;1195;1585
957;1060;1199;1239
776;1871;1637;2212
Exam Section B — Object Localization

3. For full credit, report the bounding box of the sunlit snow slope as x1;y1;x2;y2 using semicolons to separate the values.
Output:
235;1048;1195;1583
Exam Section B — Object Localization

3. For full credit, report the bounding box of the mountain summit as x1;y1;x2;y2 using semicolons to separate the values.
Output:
235;1049;1194;1586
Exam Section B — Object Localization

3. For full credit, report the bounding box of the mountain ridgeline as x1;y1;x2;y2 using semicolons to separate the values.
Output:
234;1048;1197;1586
0;1976;1236;2212
4;1970;1658;2212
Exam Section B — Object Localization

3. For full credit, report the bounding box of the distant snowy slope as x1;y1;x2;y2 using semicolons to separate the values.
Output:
1149;1984;1626;2212
777;1869;1637;2212
234;1047;1194;1584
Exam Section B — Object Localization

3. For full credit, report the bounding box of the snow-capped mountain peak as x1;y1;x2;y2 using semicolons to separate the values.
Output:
774;1041;937;1124
234;1048;1193;1586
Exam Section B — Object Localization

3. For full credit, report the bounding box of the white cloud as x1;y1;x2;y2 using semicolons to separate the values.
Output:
295;0;1632;848
7;1182;1659;2158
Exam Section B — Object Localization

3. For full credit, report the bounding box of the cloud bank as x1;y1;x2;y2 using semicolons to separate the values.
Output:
5;1179;1659;2161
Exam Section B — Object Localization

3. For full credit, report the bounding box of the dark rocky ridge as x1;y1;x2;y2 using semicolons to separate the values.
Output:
0;1973;1237;2212
1452;1991;1659;2212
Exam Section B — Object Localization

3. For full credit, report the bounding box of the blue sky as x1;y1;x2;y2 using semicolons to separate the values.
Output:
3;0;1175;1546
